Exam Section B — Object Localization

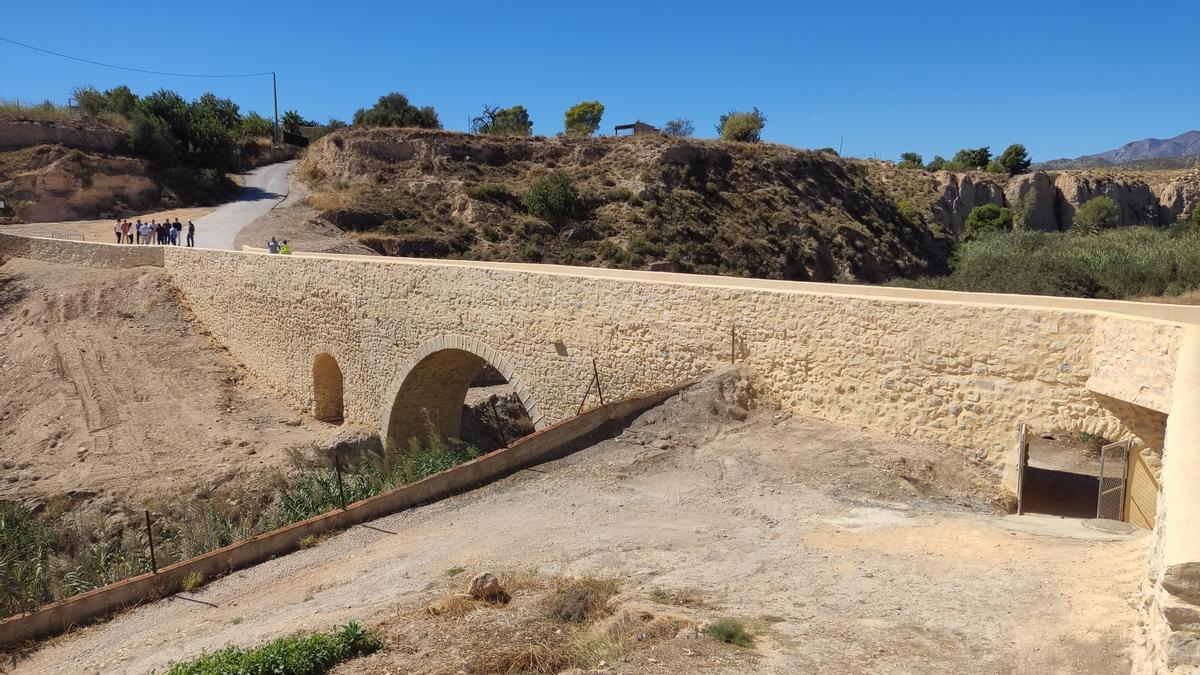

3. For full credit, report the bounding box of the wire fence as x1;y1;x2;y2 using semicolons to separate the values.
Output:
48;231;85;241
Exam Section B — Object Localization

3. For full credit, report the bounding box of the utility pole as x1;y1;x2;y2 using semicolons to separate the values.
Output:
272;71;280;145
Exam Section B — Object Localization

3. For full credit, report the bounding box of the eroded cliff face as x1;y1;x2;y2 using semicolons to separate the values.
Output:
932;168;1200;234
0;146;157;222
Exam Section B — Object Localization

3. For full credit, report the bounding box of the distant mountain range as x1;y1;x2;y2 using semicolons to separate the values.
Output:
1037;130;1200;170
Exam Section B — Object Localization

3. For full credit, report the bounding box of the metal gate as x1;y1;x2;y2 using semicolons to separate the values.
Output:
1123;450;1159;529
1015;423;1029;515
1096;440;1132;520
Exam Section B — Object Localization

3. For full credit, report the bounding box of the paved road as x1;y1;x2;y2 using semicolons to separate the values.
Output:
194;161;294;250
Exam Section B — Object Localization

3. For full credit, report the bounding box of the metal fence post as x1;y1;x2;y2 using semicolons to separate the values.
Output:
592;358;605;405
490;397;508;447
144;510;158;574
334;456;347;510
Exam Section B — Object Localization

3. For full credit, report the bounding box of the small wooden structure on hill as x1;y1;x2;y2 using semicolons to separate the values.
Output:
614;121;659;137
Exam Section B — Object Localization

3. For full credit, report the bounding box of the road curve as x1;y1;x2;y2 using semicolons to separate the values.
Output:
193;161;295;250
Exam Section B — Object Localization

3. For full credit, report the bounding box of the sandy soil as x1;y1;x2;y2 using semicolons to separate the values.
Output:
0;257;327;509
0;207;214;243
10;370;1149;674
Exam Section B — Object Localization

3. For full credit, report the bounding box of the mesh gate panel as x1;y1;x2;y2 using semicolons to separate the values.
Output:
1096;441;1130;521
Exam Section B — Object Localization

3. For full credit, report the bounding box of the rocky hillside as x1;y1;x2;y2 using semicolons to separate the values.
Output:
0;114;286;223
300;128;950;282
298;129;1200;283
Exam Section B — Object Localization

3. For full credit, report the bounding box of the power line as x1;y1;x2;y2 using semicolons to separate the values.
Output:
0;35;272;78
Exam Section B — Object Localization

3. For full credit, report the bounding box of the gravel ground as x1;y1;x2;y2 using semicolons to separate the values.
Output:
9;370;1149;674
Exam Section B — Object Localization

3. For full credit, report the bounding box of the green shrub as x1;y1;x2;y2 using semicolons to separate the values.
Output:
895;227;1200;299
181;571;205;593
521;171;581;223
164;621;382;675
925;155;947;171
239;112;275;138
465;184;513;204
0;501;56;616
717;108;766;143
896;199;921;226
706;618;754;648
1073;196;1120;233
963;204;1013;238
564;101;605;136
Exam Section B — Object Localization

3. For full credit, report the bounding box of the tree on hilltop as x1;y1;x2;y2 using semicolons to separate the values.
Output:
353;92;441;129
898;152;923;169
952;146;991;170
717;108;766;143
564;101;605;136
662;118;695;137
471;104;533;136
998;143;1032;176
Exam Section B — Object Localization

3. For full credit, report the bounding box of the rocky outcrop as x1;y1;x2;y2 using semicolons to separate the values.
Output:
932;169;1196;234
1155;170;1200;224
2;147;156;221
1054;173;1160;228
1004;171;1058;231
930;172;1005;234
0;118;126;154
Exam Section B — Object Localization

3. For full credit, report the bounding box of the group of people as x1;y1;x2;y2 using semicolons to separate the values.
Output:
113;218;196;247
266;237;292;255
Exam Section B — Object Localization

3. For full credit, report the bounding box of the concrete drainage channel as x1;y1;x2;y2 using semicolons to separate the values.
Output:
0;383;688;648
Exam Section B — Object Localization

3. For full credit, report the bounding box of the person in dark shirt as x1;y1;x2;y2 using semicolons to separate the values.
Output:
186;221;195;247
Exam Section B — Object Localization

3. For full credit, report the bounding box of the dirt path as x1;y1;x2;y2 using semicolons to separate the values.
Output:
0;257;328;510
232;165;376;255
11;372;1148;674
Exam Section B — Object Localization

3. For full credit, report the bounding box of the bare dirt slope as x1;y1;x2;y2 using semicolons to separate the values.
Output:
14;370;1148;674
0;257;326;510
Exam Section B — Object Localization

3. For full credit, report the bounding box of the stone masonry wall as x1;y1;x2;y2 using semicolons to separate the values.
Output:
3;235;1198;671
158;247;1180;473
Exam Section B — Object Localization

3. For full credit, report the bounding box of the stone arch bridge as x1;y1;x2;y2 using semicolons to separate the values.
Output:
2;233;1200;670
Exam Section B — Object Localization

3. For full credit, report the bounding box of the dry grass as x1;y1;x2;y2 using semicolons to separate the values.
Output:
545;577;619;623
421;593;479;619
649;586;711;608
378;571;718;674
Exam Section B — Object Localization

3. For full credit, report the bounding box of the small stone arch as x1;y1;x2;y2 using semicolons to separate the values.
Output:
312;352;344;422
380;335;542;450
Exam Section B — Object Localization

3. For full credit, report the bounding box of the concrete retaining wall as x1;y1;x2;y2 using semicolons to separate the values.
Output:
0;384;681;648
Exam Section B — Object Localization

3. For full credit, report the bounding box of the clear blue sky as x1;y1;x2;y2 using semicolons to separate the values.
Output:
3;0;1198;161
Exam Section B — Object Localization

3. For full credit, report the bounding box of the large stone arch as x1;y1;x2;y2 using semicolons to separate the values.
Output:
380;335;543;450
312;351;345;422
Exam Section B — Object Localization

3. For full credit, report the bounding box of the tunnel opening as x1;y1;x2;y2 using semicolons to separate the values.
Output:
1021;432;1107;518
384;347;535;454
312;352;344;423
